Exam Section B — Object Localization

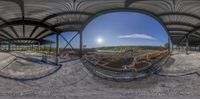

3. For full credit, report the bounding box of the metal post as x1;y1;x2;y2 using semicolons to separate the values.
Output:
0;42;1;51
195;46;197;51
199;45;200;52
168;37;171;54
31;44;33;51
79;31;82;58
56;34;60;65
186;36;189;55
172;44;173;52
38;42;40;52
8;42;11;52
49;43;51;52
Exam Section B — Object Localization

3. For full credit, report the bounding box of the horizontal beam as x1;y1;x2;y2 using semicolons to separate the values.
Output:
41;11;92;22
52;21;84;28
159;12;200;20
167;28;191;32
0;19;59;33
165;22;197;28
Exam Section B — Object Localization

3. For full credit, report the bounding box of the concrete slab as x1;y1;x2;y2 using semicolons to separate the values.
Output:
0;59;198;98
0;52;199;98
0;52;60;80
158;51;200;76
0;52;16;70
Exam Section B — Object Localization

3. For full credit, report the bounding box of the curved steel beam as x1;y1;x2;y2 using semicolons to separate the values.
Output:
0;18;19;38
37;32;54;39
0;32;9;40
34;21;82;40
3;38;43;41
1;0;25;37
41;11;92;22
0;29;15;39
178;26;200;44
29;26;39;39
34;30;48;39
0;19;59;33
171;34;185;37
165;22;197;28
159;12;200;21
29;11;92;38
0;0;24;16
38;30;80;40
167;28;191;32
125;0;147;8
52;21;83;28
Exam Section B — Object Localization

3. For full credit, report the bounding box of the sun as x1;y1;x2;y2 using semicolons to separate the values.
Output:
97;37;103;44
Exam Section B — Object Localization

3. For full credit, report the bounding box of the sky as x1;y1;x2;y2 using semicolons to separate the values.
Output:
46;12;168;48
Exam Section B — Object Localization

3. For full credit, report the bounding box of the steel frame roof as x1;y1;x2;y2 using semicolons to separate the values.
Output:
0;0;200;45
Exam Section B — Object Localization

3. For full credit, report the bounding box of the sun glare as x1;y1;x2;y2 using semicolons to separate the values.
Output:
97;37;103;44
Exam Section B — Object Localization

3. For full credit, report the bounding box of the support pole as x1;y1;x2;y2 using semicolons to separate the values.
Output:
195;46;197;51
50;43;52;52
56;34;60;65
199;45;200;52
8;42;11;52
186;36;189;55
171;43;174;53
168;37;171;54
15;44;16;51
38;42;40;52
79;31;82;58
0;42;2;51
31;44;33;51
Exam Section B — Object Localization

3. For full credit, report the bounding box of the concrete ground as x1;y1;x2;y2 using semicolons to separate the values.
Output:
0;51;200;98
159;51;200;76
0;52;59;80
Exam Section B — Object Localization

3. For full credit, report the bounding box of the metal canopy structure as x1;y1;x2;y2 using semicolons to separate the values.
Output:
0;0;200;50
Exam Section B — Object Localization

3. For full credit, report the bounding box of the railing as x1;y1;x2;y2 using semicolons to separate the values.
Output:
132;50;169;72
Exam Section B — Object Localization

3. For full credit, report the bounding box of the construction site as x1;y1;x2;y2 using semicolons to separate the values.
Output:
0;0;200;99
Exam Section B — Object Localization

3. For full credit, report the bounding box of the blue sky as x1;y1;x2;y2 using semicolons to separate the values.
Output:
46;12;168;48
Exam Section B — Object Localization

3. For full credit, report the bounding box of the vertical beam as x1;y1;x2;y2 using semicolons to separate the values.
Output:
199;45;200;52
10;43;11;51
31;44;33;51
8;42;11;52
171;43;174;53
0;42;1;51
38;42;40;52
168;37;171;54
56;34;60;65
79;31;82;58
195;46;197;51
186;36;189;55
14;44;16;51
49;43;52;52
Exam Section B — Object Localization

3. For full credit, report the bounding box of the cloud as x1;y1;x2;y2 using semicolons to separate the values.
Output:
117;33;156;40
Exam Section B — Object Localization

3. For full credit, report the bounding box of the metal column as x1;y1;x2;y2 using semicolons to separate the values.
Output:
38;42;40;52
199;45;200;52
49;43;52;52
168;37;171;54
56;34;60;65
186;36;189;55
31;44;33;51
0;42;1;51
8;42;11;52
79;31;82;58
